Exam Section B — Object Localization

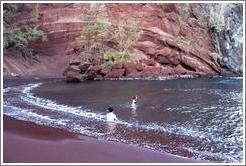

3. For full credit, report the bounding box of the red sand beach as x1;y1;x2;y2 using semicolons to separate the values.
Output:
3;115;205;163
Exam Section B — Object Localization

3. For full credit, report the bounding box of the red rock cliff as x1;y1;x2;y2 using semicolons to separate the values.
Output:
3;3;239;78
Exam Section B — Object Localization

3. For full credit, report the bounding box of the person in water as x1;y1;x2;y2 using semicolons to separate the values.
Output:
106;107;118;122
131;95;137;107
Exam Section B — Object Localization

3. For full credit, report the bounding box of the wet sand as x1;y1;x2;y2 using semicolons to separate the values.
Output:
3;116;205;163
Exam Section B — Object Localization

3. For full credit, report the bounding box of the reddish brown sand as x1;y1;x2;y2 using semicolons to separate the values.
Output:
3;116;205;163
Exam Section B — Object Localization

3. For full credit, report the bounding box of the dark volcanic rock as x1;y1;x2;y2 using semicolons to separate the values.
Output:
87;65;102;75
100;68;111;76
63;66;83;83
79;63;91;74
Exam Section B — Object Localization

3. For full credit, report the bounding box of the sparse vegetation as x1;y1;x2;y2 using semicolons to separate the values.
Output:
4;27;46;48
78;4;110;52
3;3;17;22
103;19;142;66
208;12;224;32
3;3;47;59
176;35;185;46
32;4;41;21
110;20;142;53
102;51;133;68
78;4;142;67
3;27;47;59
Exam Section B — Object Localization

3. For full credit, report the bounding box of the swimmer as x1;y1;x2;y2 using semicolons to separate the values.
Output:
106;107;118;122
131;95;137;107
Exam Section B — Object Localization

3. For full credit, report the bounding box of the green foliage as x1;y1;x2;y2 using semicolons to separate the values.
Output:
3;3;17;12
78;4;142;67
24;27;47;42
103;51;132;67
3;27;47;59
4;28;28;48
208;13;223;32
176;36;185;46
78;4;110;52
111;20;143;53
3;3;47;60
32;4;41;21
102;20;142;66
4;27;47;48
3;3;17;23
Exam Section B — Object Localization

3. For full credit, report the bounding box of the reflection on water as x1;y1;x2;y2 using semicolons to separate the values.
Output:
106;122;117;134
131;106;137;118
3;77;243;163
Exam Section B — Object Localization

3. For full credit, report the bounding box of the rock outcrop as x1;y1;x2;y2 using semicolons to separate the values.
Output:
3;3;242;79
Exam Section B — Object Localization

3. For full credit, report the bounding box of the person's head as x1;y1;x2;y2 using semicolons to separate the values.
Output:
108;107;114;112
133;95;137;100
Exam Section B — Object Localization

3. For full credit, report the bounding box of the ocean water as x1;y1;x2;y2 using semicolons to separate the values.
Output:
3;77;243;163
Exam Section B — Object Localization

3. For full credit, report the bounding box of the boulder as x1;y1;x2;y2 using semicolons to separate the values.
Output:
156;47;173;57
88;54;102;65
86;70;97;80
156;56;171;65
69;61;81;66
160;66;174;75
63;67;82;83
87;65;102;75
105;68;125;78
69;56;82;66
124;63;138;76
142;59;156;66
63;65;92;83
79;63;91;73
165;38;179;49
111;63;124;69
69;65;81;72
136;63;144;72
94;75;103;81
168;52;180;66
100;68;111;76
174;64;188;75
62;65;80;76
141;66;161;77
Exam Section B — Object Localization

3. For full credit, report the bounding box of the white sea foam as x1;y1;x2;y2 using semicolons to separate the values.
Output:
18;83;243;146
3;87;17;93
3;80;243;163
105;75;195;81
20;83;107;121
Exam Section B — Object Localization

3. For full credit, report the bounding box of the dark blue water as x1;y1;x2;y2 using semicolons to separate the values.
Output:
3;77;243;163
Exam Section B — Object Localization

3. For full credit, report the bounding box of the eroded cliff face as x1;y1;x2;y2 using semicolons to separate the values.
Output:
208;3;243;74
3;3;243;78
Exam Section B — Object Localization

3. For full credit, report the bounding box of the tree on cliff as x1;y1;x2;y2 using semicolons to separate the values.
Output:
78;4;110;52
3;3;47;60
103;20;142;67
78;4;142;67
